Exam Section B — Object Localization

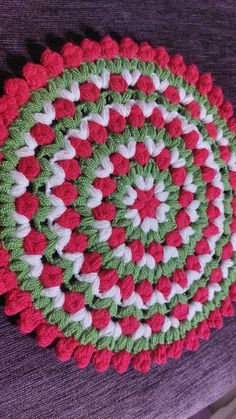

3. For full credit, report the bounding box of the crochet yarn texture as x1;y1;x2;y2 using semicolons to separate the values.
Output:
0;36;236;373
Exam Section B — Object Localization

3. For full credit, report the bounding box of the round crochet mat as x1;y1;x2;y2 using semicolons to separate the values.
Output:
0;37;236;373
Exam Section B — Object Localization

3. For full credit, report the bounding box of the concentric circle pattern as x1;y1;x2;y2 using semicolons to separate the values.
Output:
0;36;236;373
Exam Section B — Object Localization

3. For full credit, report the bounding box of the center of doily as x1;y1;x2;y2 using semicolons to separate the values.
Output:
123;174;170;234
131;186;160;220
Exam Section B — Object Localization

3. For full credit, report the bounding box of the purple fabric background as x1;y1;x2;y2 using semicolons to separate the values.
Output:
0;1;236;418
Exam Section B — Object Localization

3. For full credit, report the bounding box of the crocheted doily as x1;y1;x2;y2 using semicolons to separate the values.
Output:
1;37;236;373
